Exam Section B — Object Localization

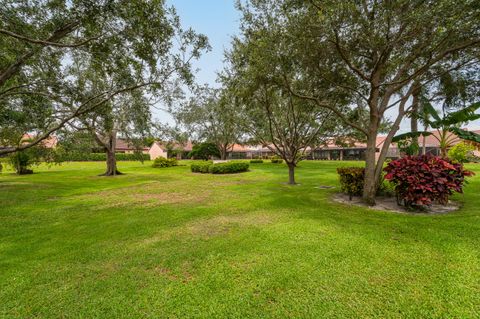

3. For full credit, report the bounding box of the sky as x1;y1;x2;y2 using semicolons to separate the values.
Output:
161;0;480;132
155;0;240;124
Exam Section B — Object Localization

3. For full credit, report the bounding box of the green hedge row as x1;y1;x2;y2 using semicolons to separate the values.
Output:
191;161;213;173
190;161;249;174
152;157;177;168
250;159;264;163
210;162;249;174
61;152;150;161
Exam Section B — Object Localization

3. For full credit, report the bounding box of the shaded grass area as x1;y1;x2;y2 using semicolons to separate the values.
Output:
1;160;479;318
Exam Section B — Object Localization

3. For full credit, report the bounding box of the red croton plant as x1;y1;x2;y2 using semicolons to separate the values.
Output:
384;155;475;207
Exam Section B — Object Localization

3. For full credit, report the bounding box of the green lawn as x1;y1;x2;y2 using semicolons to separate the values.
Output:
1;160;479;318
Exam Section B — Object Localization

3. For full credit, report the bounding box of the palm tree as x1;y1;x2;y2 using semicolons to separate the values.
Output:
393;102;480;157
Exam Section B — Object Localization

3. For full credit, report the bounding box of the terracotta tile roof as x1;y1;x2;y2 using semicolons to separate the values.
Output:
416;129;480;147
155;141;193;152
22;134;58;148
231;144;251;152
115;139;149;151
314;129;480;150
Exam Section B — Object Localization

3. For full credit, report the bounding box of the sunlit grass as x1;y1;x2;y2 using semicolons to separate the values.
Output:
1;160;479;318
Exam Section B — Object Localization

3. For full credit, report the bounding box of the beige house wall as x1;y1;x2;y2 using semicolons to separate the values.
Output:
148;143;168;160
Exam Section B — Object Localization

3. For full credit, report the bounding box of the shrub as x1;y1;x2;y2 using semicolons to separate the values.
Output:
337;167;365;200
60;152;149;161
270;156;283;164
188;143;220;160
384;154;474;207
210;162;249;174
190;161;249;174
0;161;2;173
190;161;213;173
250;159;264;163
9;151;34;174
152;157;178;168
448;142;476;163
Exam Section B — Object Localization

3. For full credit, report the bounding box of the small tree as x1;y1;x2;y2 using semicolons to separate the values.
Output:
188;143;220;160
393;102;480;157
226;25;344;185
175;86;243;160
8;144;59;174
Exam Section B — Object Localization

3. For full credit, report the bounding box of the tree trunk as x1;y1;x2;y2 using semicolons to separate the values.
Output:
363;132;378;206
100;131;122;176
218;143;228;160
287;162;296;185
410;94;419;155
220;148;227;160
422;125;428;155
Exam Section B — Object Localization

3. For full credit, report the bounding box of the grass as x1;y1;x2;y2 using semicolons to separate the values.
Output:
1;160;480;318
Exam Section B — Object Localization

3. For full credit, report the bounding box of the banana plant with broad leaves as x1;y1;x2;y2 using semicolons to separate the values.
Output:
392;100;480;157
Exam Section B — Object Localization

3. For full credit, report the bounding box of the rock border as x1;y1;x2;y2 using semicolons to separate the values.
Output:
331;193;461;215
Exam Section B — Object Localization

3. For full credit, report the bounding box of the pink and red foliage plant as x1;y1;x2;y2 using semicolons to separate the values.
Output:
384;154;474;207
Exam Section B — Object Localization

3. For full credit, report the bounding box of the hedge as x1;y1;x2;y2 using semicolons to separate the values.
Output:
191;161;249;174
60;152;150;161
250;159;264;163
152;157;177;168
190;161;213;173
210;162;249;174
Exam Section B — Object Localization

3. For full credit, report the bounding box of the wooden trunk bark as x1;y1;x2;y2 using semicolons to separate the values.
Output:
362;110;381;206
100;131;122;176
287;162;296;185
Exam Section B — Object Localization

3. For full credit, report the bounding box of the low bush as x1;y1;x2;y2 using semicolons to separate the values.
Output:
190;161;213;173
61;152;149;161
250;159;264;163
210;162;249;174
191;161;249;174
384;154;474;207
152;157;178;168
270;156;283;164
337;167;365;200
448;142;476;163
0;161;3;173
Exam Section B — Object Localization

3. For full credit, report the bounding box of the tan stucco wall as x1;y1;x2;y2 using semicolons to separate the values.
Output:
149;143;168;160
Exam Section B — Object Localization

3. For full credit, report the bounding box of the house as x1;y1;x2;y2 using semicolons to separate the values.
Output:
310;129;480;161
22;134;58;148
115;139;150;154
225;144;276;159
149;141;193;160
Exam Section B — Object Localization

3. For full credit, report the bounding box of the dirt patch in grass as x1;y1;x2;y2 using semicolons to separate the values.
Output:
73;182;211;209
332;193;461;214
152;266;193;283
138;213;277;247
184;213;275;237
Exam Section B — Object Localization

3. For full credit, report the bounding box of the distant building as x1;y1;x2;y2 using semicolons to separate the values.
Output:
310;129;480;161
149;141;193;160
22;134;58;148
114;139;150;154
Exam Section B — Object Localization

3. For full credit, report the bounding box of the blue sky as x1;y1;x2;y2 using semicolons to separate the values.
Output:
168;0;240;87
155;1;240;124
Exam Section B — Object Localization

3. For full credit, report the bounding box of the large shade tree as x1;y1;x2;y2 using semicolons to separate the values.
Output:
236;0;480;204
0;0;208;157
